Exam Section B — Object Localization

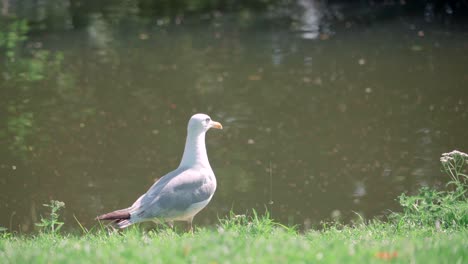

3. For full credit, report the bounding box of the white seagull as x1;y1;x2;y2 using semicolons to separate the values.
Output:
96;113;222;231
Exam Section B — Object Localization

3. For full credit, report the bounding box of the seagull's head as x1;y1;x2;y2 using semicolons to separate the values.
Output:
188;113;223;134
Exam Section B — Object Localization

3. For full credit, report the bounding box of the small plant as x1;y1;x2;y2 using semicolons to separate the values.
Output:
35;200;65;233
440;150;468;191
395;187;468;228
0;226;9;238
392;150;468;229
217;209;292;235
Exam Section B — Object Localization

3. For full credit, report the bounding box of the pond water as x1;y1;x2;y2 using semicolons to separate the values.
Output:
1;3;468;232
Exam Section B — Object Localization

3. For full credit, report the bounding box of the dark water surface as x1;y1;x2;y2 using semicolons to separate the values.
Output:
1;8;468;232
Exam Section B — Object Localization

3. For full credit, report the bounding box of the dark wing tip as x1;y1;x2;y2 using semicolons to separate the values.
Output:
95;210;131;221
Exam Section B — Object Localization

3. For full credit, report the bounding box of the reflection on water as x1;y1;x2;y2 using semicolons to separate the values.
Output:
297;0;321;39
1;2;468;232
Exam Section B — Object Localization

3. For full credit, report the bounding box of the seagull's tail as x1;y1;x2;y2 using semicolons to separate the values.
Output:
96;208;133;229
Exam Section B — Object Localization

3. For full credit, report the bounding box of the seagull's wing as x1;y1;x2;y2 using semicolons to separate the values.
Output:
132;167;215;220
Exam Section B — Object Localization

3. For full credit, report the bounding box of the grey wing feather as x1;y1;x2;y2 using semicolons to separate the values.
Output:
132;167;215;219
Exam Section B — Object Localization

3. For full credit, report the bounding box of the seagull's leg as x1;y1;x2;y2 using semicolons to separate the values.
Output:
167;221;174;230
151;220;159;232
186;218;193;233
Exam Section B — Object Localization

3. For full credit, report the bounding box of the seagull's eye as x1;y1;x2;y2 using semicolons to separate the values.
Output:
205;118;211;123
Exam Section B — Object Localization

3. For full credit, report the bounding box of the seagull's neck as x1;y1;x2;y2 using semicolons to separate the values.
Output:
179;131;211;169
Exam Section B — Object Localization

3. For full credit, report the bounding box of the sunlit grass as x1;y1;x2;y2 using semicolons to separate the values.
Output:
0;216;467;264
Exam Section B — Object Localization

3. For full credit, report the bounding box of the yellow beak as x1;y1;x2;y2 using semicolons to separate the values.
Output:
210;121;223;129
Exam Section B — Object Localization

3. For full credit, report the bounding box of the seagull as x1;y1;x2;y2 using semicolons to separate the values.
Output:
96;113;223;232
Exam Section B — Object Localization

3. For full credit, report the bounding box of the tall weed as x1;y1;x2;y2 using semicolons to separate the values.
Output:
392;150;468;229
35;200;65;233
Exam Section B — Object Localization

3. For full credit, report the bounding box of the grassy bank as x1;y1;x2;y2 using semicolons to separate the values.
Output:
0;218;467;263
1;150;467;263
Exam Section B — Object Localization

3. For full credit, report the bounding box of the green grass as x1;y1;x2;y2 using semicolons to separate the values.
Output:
0;214;467;264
